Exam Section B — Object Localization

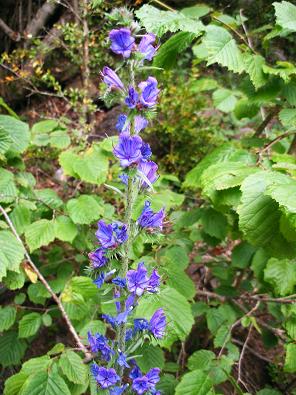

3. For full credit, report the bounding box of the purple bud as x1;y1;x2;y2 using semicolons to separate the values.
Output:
112;277;126;288
117;352;130;368
116;114;130;133
125;86;139;109
138;33;157;61
101;66;124;90
109;28;135;58
139;77;160;107
149;308;166;339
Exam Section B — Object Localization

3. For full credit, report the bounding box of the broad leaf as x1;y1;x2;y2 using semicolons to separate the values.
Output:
59;350;88;384
273;1;296;32
0;115;30;153
3;372;28;395
0;230;25;281
0;168;17;203
20;370;71;395
25;219;56;252
243;53;267;90
264;257;296;296
66;195;103;224
0;331;27;367
188;350;216;371
175;370;213;394
0;306;16;331
213;88;237;113
54;216;78;243
136;344;165;373
284;343;296;372
18;312;42;338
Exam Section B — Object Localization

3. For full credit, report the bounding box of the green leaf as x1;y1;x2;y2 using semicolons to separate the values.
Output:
25;219;56;252
243;53;267;90
154;32;198;69
34;188;63;209
0;168;18;203
279;108;296;127
0;127;12;154
3;270;26;290
264;257;296;296
282;80;296;105
69;276;98;299
188;350;216;371
181;4;211;18
201;208;228;240
213;88;237;113
18;312;42;338
257;389;282;395
234;99;260;119
73;146;109;185
136;287;194;343
0;115;30;153
66;195;103;224
175;370;213;395
273;1;296;32
284;343;296;372
49;131;70;149
79;320;106;340
214;325;231;348
0;306;16;331
231;242;256;269
54;216;78;243
263;62;296;83
59;150;79;178
59;350;88;384
0;230;25;281
203;25;244;73
3;372;28;395
136;344;165;373
20;370;71;395
9;205;31;235
0;331;27;367
156;374;179;395
136;4;204;36
21;355;51;375
163;261;195;300
265;179;296;213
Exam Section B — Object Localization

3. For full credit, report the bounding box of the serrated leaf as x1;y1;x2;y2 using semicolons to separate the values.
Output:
282;80;296;105
136;344;165;373
73;146;109;185
9;205;31;235
0;331;27;367
203;25;244;73
0;306;16;331
279;108;296;127
3;270;26;290
34;188;63;209
213;88;237;113
265;179;296;213
3;371;28;395
243;53;267;89
181;4;211;18
54;216;78;243
0;168;18;203
175;370;213;395
25;219;56;252
264;257;296;296
273;1;296;32
18;312;42;338
0;127;12;154
136;4;204;36
234;98;260;119
156;374;178;395
284;343;296;372
49;131;70;149
154;32;198;69
0;230;25;281
66;195;104;224
20;370;71;395
21;355;51;375
59;350;88;384
0;115;30;153
59;150;79;178
201;208;227;240
188;350;215;371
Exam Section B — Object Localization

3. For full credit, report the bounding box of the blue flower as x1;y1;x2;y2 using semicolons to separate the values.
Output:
119;173;129;185
132;376;150;394
134;318;149;333
109;28;135;58
140;142;152;160
112;277;126;288
129;363;142;379
137;160;159;188
113;133;143;167
146;367;161;386
125;328;134;341
116;114;130;133
125;87;139;109
91;364;120;388
137;201;165;230
116;293;136;324
88;248;108;268
147;269;160;293
117;351;130;368
87;332;113;361
113;222;128;244
96;220;128;249
149;308;166;339
126;262;149;296
102;314;117;328
109;385;129;395
93;272;105;289
139;77;159;107
101;66;124;90
138;33;157;61
134;115;149;133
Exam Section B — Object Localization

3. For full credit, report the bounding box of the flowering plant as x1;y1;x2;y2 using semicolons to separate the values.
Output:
88;26;165;394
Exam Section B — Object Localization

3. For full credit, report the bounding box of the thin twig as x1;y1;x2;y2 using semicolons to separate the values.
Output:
232;338;274;364
238;325;253;392
254;105;281;137
152;0;175;11
0;204;91;361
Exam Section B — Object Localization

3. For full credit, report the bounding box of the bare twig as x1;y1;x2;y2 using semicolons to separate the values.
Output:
238;325;253;392
239;9;254;50
232;338;274;364
25;0;59;38
0;17;21;41
152;0;175;11
254;106;281;137
0;204;91;361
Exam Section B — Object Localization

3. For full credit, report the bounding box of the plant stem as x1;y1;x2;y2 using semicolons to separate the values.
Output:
0;204;92;361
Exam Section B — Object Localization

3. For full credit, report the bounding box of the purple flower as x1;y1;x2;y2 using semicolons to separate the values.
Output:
146;368;161;386
109;28;135;58
150;308;166;339
117;352;130;368
147;269;160;293
116;114;130;133
134;318;150;332
138;33;157;61
134;115;149;133
126;328;134;341
87;332;113;361
129;363;142;380
112;277;126;288
102;314;117;328
96;220;116;248
116;293;136;324
101;66;124;90
137;160;159;188
113;133;143;167
132;377;150;395
91;365;120;388
109;385;129;395
125;87;139;109
139;77;159;107
96;220;128;249
140;142;152;160
119;173;129;185
88;248;108;268
127;262;149;296
93;272;105;289
137;201;165;230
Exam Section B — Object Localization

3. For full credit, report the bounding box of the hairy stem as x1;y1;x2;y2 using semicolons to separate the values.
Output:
0;204;91;361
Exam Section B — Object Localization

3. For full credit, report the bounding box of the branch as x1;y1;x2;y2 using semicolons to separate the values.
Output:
0;204;91;361
238;325;253;392
254;105;281;137
0;18;21;41
25;0;59;38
